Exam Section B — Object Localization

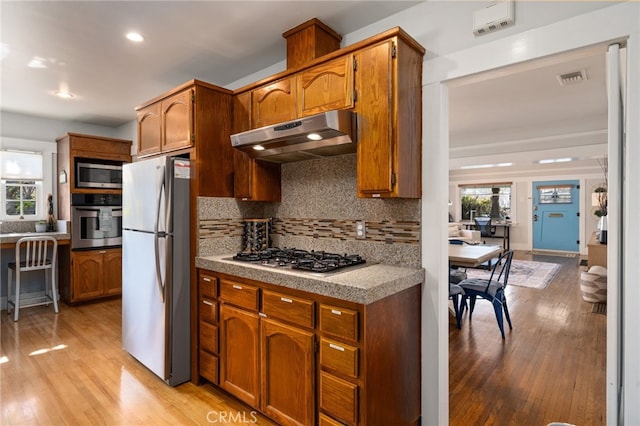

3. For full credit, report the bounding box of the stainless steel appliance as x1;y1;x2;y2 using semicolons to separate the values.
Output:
230;110;356;163
232;247;366;274
76;160;123;189
71;193;122;249
122;156;191;386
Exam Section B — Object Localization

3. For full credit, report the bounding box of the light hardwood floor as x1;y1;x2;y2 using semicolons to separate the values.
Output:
1;298;276;425
450;250;606;425
1;250;605;425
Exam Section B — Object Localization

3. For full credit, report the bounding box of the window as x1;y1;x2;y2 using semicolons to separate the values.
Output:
1;150;44;219
459;183;512;220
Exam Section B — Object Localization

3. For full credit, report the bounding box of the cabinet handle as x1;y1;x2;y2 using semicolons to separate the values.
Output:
202;300;213;306
99;250;107;254
259;312;267;318
232;284;243;290
280;297;293;303
329;343;345;352
331;309;342;315
203;277;211;282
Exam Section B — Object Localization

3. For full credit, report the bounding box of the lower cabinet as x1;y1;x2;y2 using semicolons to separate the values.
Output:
261;318;315;425
68;247;121;302
219;304;260;407
197;269;421;426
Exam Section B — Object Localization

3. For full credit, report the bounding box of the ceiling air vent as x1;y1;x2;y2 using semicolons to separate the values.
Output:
556;69;588;86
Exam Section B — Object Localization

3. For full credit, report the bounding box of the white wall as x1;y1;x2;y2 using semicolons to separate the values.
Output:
0;111;117;142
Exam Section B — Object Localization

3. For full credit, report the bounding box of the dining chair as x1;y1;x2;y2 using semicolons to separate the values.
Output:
459;249;514;338
449;268;467;328
474;217;495;243
7;236;59;321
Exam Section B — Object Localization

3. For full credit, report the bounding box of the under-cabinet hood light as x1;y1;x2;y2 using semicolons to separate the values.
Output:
253;145;265;151
307;133;323;141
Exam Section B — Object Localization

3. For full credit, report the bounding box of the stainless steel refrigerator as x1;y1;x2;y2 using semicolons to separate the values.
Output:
122;156;191;386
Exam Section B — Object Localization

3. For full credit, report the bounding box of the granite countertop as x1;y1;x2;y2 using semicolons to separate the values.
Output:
196;254;425;305
0;231;71;245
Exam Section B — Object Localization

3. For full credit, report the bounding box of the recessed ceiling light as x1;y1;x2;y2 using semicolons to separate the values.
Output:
537;157;574;164
28;56;48;68
126;32;144;42
55;91;74;99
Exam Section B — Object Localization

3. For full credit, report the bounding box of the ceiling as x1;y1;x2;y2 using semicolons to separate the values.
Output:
1;1;608;172
0;1;421;127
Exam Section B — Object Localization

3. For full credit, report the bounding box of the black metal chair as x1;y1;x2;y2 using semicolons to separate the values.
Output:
458;250;514;339
474;217;495;242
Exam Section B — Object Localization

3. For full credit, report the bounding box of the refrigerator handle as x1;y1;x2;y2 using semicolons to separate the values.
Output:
154;169;166;303
165;160;173;234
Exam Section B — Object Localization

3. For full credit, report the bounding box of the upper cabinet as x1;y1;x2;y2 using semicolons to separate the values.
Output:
137;87;193;157
355;35;424;198
252;77;297;129
232;25;424;200
136;80;235;197
233;92;281;201
297;54;354;117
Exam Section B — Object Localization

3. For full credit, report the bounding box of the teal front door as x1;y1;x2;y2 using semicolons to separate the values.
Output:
532;180;580;252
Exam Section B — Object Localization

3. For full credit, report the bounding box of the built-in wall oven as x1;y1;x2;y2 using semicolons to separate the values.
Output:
71;193;122;249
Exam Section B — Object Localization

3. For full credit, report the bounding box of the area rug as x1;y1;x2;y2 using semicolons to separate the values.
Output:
463;260;562;290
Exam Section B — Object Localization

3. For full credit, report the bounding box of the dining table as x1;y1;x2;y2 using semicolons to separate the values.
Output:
448;243;503;268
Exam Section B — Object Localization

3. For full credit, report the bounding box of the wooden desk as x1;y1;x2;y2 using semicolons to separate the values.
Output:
587;232;607;268
449;244;503;268
1;232;70;249
461;221;511;250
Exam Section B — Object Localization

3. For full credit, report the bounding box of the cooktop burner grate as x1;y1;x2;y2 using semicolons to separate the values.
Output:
232;247;366;273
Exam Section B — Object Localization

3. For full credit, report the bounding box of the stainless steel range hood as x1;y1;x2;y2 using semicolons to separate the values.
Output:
230;110;356;163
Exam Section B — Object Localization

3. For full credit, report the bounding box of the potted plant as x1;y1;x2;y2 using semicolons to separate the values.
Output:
35;220;47;232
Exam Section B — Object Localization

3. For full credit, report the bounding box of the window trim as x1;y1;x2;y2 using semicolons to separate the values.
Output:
0;138;56;221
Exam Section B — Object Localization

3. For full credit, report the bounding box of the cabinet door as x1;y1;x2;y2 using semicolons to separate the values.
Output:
261;318;315;426
137;103;162;157
162;88;193;152
298;55;354;117
220;304;260;408
71;250;103;301
252;77;297;128
355;40;395;197
103;248;122;296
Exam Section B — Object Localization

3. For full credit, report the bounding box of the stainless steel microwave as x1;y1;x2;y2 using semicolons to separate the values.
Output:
76;161;123;189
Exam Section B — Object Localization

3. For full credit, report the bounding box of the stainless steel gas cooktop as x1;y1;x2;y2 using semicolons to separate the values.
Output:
230;247;366;274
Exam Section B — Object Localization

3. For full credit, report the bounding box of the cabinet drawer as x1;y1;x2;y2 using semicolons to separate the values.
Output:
320;338;358;378
199;273;218;299
199;298;218;324
319;413;346;426
319;304;359;342
220;280;259;311
262;289;314;328
320;372;358;426
199;321;218;354
199;350;219;384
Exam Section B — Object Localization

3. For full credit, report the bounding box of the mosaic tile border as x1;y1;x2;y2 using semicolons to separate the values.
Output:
199;217;420;245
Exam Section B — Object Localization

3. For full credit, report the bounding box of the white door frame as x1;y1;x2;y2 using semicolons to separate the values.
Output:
421;3;640;425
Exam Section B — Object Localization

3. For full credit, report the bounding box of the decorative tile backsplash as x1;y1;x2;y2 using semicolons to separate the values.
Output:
198;154;421;267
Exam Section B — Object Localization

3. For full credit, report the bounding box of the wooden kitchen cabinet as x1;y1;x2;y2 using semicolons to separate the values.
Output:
233;91;281;201
198;272;219;384
136;87;193;157
197;269;421;425
355;34;424;198
297;54;354;117
252;77;298;128
219;304;260;408
69;248;122;302
260;318;315;425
